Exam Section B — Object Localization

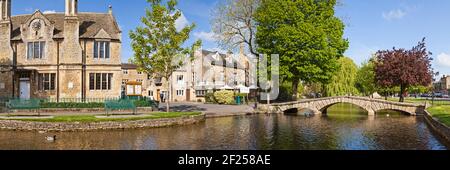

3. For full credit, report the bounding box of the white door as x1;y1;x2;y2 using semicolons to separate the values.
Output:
20;81;30;99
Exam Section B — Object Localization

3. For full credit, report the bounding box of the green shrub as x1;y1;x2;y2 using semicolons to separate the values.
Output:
133;99;159;108
205;93;217;104
214;90;235;105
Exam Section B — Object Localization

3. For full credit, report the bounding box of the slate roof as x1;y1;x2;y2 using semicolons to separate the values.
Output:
10;12;121;40
121;63;138;69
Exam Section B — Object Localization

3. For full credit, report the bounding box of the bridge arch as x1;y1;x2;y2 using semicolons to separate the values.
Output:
313;99;375;116
319;102;372;115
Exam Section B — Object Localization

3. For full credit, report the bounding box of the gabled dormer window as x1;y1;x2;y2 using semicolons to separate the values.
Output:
94;41;110;59
27;41;45;59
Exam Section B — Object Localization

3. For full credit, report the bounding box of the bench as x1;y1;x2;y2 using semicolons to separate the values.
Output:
104;99;137;116
6;99;41;116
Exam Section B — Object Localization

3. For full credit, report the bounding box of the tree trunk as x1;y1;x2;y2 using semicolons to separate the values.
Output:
292;79;299;101
166;77;170;113
399;84;405;103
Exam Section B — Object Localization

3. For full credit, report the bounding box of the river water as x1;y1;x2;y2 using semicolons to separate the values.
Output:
0;103;448;150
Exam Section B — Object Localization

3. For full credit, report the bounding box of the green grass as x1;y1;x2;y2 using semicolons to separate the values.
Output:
427;105;450;127
0;112;202;123
386;98;429;103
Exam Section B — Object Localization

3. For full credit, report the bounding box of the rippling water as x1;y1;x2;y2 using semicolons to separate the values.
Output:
0;103;448;150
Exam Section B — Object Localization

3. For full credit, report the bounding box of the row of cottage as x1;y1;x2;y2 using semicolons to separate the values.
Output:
0;0;255;102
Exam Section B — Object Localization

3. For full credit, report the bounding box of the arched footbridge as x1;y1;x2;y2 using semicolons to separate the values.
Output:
263;96;427;116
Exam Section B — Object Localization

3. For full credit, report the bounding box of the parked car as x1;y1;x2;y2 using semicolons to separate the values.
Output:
443;95;449;98
434;92;443;98
421;93;432;98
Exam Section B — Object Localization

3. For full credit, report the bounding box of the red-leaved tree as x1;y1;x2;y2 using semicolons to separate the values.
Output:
375;38;433;102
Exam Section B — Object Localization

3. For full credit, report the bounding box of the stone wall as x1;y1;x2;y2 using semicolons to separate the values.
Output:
0;113;205;132
424;110;450;144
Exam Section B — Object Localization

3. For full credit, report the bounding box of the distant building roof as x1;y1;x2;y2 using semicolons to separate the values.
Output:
121;63;138;69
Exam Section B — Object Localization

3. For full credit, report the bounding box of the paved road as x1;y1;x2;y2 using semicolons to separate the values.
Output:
158;102;256;117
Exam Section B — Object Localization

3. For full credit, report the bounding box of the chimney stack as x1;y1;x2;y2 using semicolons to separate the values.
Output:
0;0;11;21
65;0;78;16
108;5;113;15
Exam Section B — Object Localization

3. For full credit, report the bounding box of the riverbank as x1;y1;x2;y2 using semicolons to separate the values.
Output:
427;105;450;126
424;109;450;144
0;112;205;132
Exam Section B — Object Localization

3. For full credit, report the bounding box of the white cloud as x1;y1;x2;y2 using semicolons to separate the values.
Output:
437;53;450;67
43;10;56;14
193;31;218;42
175;11;189;32
382;9;406;21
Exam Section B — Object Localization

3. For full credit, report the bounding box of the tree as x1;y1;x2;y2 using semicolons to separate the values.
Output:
374;38;433;102
211;0;260;56
324;57;359;96
255;0;349;100
129;0;201;112
355;57;377;97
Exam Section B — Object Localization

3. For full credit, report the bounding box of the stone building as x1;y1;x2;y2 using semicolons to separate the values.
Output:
123;47;254;102
0;0;122;100
434;75;450;95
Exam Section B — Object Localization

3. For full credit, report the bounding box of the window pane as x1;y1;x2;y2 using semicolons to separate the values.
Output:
27;42;33;59
102;73;107;90
50;73;55;90
108;73;113;90
94;41;98;58
99;42;104;59
95;73;101;90
105;42;110;59
89;73;95;90
40;42;45;58
34;42;40;59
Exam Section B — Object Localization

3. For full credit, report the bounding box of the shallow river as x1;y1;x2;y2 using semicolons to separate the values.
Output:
0;103;448;150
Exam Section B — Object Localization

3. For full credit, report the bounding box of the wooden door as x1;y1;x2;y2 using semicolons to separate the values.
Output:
186;89;191;101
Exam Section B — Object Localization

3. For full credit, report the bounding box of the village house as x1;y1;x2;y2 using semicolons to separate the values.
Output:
434;75;450;95
0;0;122;100
124;46;255;102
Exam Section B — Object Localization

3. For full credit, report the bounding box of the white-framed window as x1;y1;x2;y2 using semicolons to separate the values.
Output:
94;41;110;59
177;75;184;85
89;73;113;90
176;90;184;96
122;79;129;85
196;90;206;97
137;79;143;83
137;71;143;75
38;73;56;91
122;69;128;74
27;41;45;59
149;90;153;96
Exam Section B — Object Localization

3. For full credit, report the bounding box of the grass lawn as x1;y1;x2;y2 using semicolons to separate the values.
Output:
0;112;202;123
427;105;450;127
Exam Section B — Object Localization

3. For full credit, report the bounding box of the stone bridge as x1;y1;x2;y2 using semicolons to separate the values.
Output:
263;96;427;116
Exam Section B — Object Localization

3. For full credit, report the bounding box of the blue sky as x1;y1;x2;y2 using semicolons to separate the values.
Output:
10;0;450;77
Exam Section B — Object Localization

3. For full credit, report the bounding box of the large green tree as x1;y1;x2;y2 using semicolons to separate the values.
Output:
355;57;377;96
129;0;201;112
255;0;348;100
324;57;359;96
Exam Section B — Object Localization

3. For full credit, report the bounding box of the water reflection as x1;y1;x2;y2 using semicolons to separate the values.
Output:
0;103;447;150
